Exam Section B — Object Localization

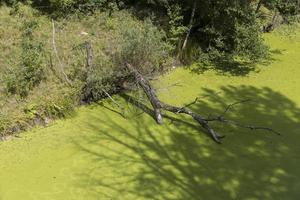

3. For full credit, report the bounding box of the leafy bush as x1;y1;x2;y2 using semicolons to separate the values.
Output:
5;20;45;97
166;4;187;53
31;0;121;16
0;80;77;134
81;12;171;101
115;17;170;73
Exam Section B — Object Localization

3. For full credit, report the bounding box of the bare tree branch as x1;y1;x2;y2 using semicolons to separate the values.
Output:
216;119;281;136
220;99;252;117
156;82;183;92
102;89;125;118
255;0;264;14
85;41;93;70
124;63;280;143
181;1;197;52
176;97;200;113
51;19;72;86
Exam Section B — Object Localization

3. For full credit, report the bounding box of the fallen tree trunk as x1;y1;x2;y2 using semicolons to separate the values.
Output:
126;63;164;125
124;63;280;143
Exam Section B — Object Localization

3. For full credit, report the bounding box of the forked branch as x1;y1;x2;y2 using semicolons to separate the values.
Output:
124;63;280;143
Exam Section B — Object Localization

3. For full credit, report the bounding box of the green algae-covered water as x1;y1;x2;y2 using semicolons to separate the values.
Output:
1;31;300;200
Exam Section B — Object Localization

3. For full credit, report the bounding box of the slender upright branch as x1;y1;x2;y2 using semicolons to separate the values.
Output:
181;1;197;52
85;41;93;70
102;89;126;117
255;0;264;14
51;19;72;86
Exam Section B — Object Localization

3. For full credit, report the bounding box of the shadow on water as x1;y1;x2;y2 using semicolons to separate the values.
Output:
74;86;300;200
189;49;285;76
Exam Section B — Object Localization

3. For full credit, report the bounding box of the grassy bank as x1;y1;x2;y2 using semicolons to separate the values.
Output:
0;27;300;199
0;5;170;137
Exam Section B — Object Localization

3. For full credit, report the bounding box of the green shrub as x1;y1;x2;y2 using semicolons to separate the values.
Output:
81;13;171;101
5;20;45;97
115;17;170;73
0;80;77;134
31;0;121;16
0;7;172;135
166;4;187;53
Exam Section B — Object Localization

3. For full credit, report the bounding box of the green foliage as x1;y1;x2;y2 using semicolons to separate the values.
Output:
125;0;271;70
5;20;45;97
81;13;170;101
115;17;169;73
234;21;269;61
166;4;187;52
0;81;77;136
196;1;267;61
83;53;120;101
3;0;283;69
264;0;300;18
39;87;76;118
31;0;121;16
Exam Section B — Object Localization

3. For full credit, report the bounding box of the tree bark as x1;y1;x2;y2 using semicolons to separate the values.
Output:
125;63;222;142
125;63;164;124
